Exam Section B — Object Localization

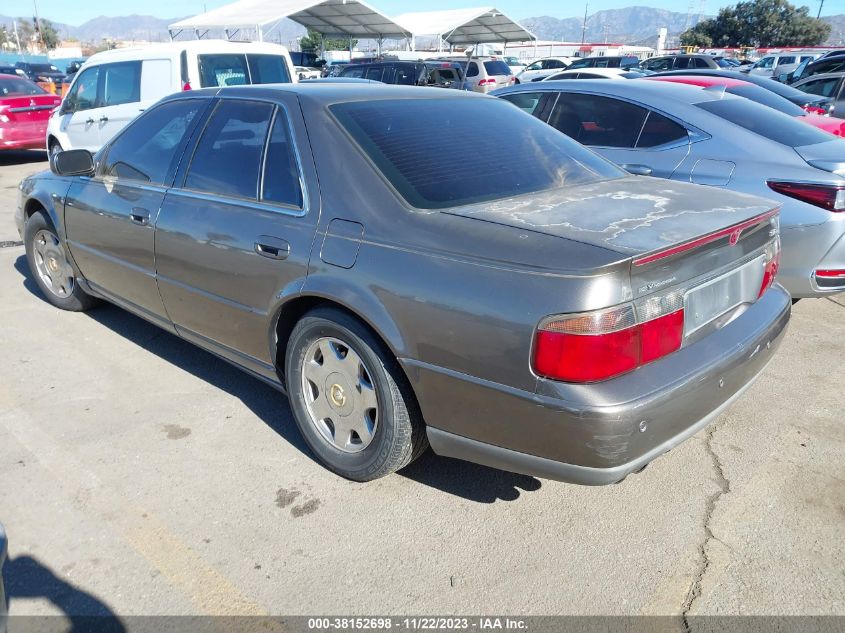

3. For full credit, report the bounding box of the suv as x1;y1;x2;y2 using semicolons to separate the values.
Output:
745;53;819;78
641;54;722;71
566;55;640;71
339;60;466;89
47;40;295;154
450;57;514;93
786;54;845;85
517;57;575;82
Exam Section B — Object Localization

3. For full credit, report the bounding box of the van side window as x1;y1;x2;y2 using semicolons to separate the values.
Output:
262;110;304;209
184;99;274;199
466;63;479;77
246;54;291;83
100;61;142;106
65;67;99;112
198;54;249;87
102;99;205;185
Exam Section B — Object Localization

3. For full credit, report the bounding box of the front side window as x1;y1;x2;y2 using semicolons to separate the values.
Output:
66;67;99;112
757;57;775;69
364;66;385;82
185;99;274;199
799;77;840;98
693;57;711;68
101;61;141;106
331;98;623;209
102;99;205;185
501;91;556;119
525;61;543;71
548;93;648;148
644;57;671;71
393;65;417;86
339;66;364;79
778;56;795;66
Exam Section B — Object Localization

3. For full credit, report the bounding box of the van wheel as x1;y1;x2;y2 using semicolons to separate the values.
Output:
285;307;428;481
48;139;62;158
24;211;97;311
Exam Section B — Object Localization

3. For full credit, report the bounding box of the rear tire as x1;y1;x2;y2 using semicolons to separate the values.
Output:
285;306;428;481
24;210;97;312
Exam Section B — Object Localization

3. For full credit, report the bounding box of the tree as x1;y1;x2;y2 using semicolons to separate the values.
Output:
35;18;61;50
679;0;831;47
298;28;357;52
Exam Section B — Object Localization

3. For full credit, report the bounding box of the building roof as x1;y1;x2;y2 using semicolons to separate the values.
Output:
393;7;534;44
170;0;412;39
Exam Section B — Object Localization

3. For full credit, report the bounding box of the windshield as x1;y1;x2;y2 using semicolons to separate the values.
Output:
32;64;59;73
696;97;833;147
0;76;46;96
727;85;806;116
331;98;624;209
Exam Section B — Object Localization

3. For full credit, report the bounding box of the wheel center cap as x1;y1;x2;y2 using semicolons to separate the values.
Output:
48;257;59;273
329;383;346;408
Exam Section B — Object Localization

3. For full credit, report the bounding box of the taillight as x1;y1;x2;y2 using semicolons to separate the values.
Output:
477;78;497;86
767;181;845;212
758;239;780;298
816;269;845;279
533;291;685;383
803;105;828;116
182;81;192;91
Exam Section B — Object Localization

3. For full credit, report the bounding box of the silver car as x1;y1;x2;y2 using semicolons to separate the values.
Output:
494;80;845;298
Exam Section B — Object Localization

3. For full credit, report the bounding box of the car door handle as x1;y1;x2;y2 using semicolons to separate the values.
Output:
130;207;150;225
621;164;653;176
99;116;108;123
254;236;290;260
85;117;94;124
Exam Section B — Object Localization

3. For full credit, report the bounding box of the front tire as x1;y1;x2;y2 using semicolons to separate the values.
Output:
285;307;428;481
24;210;97;311
48;138;62;158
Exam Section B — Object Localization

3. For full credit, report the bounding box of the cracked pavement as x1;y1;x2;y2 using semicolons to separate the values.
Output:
1;151;843;617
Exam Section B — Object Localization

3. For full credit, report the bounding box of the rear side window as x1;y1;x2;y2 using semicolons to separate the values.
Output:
198;54;248;87
466;63;479;77
339;66;364;79
262;110;304;209
799;77;840;97
693;57;711;68
547;93;647;148
778;56;795;65
185;99;274;199
101;62;141;106
392;65;418;85
331;98;623;209
364;66;385;82
102;99;205;185
500;92;556;119
246;54;291;83
636;111;688;147
695;98;833;147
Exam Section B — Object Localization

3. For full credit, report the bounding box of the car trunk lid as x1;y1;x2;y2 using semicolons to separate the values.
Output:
793;139;845;174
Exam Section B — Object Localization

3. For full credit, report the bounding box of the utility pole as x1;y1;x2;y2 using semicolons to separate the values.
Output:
13;19;22;53
817;0;824;19
581;4;588;45
33;0;47;52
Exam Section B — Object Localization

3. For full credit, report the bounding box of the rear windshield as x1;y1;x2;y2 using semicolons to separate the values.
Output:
331;98;623;209
484;61;512;76
31;64;59;73
695;98;833;147
0;77;45;96
198;53;290;87
726;85;806;116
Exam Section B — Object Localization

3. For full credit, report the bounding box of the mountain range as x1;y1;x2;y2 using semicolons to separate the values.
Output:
1;8;843;47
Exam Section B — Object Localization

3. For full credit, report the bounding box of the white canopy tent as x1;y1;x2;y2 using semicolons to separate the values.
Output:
393;7;535;50
168;0;412;42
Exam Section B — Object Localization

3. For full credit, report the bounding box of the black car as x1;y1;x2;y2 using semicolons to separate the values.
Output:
792;72;845;119
641;54;724;72
339;60;465;89
566;56;640;70
14;61;65;84
786;53;845;85
652;69;835;114
0;65;20;77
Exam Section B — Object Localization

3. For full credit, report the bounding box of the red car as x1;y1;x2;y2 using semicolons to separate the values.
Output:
0;73;62;150
646;75;845;137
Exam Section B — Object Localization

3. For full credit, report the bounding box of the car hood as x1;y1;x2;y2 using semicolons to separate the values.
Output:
443;176;777;257
794;139;845;175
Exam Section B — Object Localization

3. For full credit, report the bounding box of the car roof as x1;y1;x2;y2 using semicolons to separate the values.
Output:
647;75;749;88
550;67;627;77
494;77;730;105
83;39;291;65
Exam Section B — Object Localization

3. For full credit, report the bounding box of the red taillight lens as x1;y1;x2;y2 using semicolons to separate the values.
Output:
182;81;192;91
533;302;684;383
759;248;780;298
477;78;497;86
816;269;845;278
767;181;845;212
803;105;827;116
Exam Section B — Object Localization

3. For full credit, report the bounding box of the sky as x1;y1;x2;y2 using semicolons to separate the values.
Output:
3;0;841;25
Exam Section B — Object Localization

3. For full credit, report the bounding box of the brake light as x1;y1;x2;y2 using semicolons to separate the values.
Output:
767;181;845;211
816;269;845;278
803;105;828;116
477;78;497;86
758;240;780;298
533;291;685;383
182;81;192;91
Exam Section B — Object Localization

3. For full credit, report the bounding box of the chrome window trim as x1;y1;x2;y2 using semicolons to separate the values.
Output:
164;187;307;218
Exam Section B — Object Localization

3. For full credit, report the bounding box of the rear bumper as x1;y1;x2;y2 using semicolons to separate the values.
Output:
779;217;845;298
408;284;791;485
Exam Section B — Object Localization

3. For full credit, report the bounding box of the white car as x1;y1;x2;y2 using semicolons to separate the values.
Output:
47;40;296;154
295;66;322;80
517;57;577;83
542;67;645;80
745;53;819;78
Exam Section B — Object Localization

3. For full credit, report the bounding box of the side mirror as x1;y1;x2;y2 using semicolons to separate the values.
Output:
51;149;94;177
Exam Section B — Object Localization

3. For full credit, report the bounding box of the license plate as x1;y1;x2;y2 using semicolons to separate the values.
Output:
684;255;766;336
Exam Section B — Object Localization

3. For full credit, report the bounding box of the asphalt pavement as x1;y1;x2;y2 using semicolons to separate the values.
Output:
0;150;842;620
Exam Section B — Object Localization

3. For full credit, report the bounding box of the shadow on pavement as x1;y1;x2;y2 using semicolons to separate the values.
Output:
0;150;48;167
399;450;542;503
13;255;543;503
4;555;126;632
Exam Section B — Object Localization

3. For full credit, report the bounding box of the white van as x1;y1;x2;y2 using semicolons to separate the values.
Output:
47;40;296;154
